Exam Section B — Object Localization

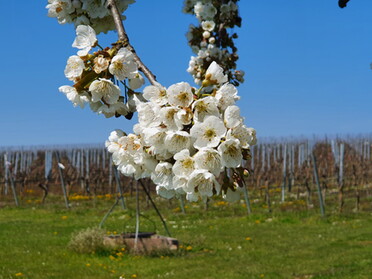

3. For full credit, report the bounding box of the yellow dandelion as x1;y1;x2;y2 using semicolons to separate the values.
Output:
86;263;91;267
255;220;261;224
131;274;137;278
61;216;68;220
245;237;252;241
186;245;192;251
15;273;23;277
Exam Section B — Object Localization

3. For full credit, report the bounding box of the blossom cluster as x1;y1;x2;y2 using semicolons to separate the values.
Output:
183;0;244;86
59;25;145;118
46;0;135;34
106;62;256;202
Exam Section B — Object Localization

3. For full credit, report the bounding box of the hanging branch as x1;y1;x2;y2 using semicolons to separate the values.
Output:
106;0;159;86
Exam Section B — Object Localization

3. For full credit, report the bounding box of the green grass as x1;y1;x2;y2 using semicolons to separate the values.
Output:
0;196;372;279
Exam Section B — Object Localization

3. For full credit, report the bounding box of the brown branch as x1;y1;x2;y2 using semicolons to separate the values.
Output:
106;0;159;86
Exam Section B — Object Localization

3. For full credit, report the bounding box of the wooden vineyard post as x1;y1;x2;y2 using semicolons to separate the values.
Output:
134;180;140;252
55;151;70;209
3;153;9;195
113;165;126;210
352;164;360;212
290;144;295;192
338;143;345;212
264;178;272;213
7;160;19;207
39;151;53;203
281;144;287;202
250;145;255;190
178;195;186;214
242;179;252;215
311;152;325;217
85;149;91;194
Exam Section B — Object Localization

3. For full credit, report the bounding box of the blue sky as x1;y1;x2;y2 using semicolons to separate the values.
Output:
0;1;371;146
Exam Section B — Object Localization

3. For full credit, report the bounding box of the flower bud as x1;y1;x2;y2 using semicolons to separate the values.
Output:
203;31;211;39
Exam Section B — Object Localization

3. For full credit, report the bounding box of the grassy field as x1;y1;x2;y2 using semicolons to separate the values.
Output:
0;195;372;279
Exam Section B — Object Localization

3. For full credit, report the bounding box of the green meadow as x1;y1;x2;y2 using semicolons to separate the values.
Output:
0;196;371;279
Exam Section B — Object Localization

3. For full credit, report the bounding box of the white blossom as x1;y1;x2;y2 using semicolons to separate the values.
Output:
117;134;142;156
59;85;89;108
218;138;242;168
142;127;167;155
192;96;219;122
190;115;226;149
159;106;182;131
88;78;120;104
186;169;220;199
143;85;168;106
226;125;257;149
167;82;194;108
128;72;145;89
72;25;97;56
64;55;84;80
46;0;74;24
172;176;189;193
156;185;176;199
109;48;137;80
96;101;129;118
215;83;240;110
224;105;242;129
201;20;215;32
176;108;193;126
105;129;126;154
164;131;191;155
137;102;161;128
205;61;228;84
194;147;222;177
93;55;109;74
194;2;217;20
172;149;195;177
151;162;174;189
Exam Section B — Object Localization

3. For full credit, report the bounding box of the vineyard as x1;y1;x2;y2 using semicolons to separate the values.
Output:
1;136;371;214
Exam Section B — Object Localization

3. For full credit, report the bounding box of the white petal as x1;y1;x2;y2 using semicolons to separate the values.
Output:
224;105;242;129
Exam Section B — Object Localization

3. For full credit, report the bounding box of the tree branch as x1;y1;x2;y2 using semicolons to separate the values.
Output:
106;0;159;86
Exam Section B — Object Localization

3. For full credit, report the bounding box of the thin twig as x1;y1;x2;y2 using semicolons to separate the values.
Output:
106;0;159;86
